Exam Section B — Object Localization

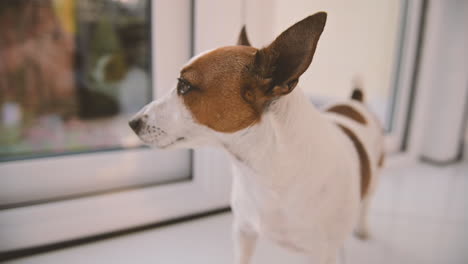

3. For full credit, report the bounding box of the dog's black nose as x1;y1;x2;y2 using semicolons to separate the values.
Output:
129;118;143;134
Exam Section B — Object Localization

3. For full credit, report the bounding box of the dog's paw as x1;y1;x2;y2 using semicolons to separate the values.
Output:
354;229;371;240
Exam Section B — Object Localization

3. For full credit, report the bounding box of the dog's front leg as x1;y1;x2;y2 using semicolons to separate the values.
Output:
233;221;258;264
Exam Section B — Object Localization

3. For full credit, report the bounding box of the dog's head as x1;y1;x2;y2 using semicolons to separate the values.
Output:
129;12;327;149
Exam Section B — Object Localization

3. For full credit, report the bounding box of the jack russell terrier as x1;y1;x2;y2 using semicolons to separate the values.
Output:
129;12;384;264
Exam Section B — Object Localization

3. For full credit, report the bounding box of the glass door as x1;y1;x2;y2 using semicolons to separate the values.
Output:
0;0;234;254
0;0;191;210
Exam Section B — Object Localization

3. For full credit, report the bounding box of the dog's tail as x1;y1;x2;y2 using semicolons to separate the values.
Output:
351;76;364;102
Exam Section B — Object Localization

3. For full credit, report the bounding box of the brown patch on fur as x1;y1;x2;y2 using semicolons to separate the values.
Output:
327;104;367;125
179;13;327;133
180;46;263;133
338;124;371;199
378;153;385;167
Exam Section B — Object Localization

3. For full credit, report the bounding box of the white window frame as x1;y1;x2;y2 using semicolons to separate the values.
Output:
384;0;425;154
402;0;468;162
0;0;243;253
0;1;191;209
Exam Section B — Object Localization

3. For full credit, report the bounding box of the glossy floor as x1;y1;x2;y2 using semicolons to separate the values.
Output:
5;159;468;264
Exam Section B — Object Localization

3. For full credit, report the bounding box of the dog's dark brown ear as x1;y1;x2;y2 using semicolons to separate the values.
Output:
254;12;327;97
237;26;251;46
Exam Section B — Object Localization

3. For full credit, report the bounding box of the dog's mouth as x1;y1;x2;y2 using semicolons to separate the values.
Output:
134;124;186;149
157;137;186;149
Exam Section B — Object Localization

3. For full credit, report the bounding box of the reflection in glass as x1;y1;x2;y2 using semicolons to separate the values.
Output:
0;0;150;160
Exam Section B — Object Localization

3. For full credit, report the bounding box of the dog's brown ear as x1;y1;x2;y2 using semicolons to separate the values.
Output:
237;26;251;46
254;12;327;97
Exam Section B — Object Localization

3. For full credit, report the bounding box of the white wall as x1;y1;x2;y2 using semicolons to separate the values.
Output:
244;0;275;47
246;0;402;125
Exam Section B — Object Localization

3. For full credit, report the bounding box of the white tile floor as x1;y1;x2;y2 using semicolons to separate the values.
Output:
5;159;468;264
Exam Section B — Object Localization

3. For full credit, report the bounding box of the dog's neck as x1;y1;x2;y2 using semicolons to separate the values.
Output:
219;88;336;184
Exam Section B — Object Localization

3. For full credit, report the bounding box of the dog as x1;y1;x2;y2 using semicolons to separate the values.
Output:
129;12;384;264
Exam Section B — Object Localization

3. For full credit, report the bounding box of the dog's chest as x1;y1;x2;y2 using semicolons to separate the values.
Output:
240;189;299;244
232;164;324;251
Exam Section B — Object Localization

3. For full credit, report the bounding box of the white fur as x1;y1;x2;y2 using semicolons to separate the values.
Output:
132;59;383;264
224;88;382;263
132;87;215;149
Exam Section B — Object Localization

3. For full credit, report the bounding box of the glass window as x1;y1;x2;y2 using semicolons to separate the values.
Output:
0;0;192;210
0;1;227;254
0;0;151;161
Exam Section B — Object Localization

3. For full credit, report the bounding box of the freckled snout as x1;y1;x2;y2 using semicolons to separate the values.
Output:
129;114;147;134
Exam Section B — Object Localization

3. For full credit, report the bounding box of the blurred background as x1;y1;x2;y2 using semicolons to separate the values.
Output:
0;0;467;263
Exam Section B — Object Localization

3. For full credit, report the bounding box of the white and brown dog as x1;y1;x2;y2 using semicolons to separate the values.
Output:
129;12;384;264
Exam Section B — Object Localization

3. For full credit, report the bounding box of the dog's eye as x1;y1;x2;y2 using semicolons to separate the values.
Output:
177;78;192;95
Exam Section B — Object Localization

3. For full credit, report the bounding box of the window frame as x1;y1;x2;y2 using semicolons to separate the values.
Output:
384;0;425;153
0;0;192;208
0;0;241;253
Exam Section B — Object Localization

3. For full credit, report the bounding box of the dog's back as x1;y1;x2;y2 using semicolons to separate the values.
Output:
325;88;384;195
324;85;385;238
